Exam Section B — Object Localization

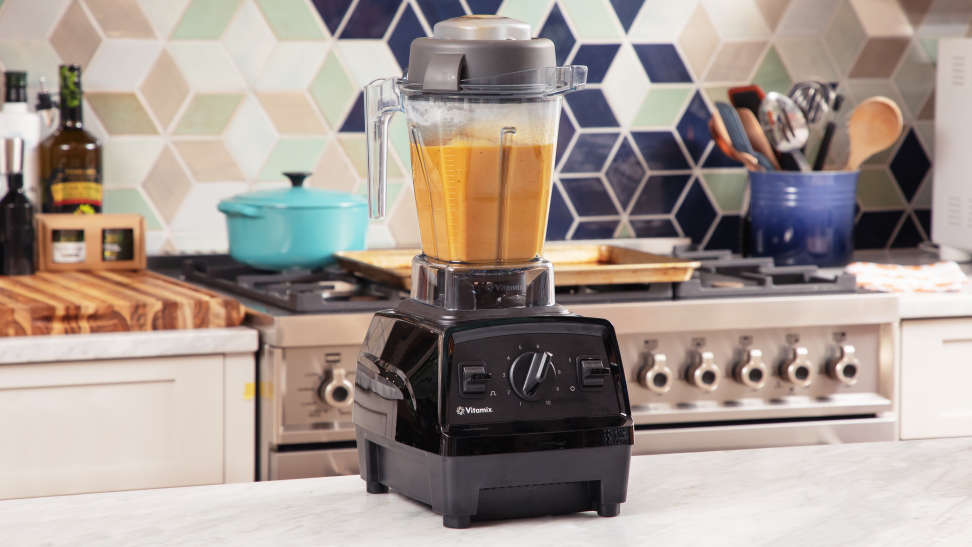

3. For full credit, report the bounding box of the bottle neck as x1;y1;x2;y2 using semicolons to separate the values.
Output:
60;103;83;129
6;173;23;191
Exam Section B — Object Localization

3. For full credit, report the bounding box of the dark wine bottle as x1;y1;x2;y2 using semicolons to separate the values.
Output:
39;65;102;214
0;138;34;275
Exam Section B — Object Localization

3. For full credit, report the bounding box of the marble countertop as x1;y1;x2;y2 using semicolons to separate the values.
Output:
2;437;971;546
0;327;258;364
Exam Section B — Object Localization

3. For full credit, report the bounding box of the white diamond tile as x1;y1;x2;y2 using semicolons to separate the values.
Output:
145;230;168;254
104;137;165;186
336;40;400;87
169;182;248;232
776;38;839;82
387;185;422;248
84;39;163;90
170;230;229;253
629;0;700;41
850;0;913;37
224;94;277;180
894;41;936;117
137;0;190;38
0;0;71;39
223;0;275;84
169;42;245;91
702;0;770;39
602;43;650;126
776;0;840;35
0;40;62;99
254;42;328;91
366;223;396;249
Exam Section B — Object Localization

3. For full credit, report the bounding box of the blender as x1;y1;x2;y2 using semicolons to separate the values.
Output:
352;15;633;529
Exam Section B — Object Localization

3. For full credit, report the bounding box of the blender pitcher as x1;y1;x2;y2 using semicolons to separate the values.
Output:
365;15;586;266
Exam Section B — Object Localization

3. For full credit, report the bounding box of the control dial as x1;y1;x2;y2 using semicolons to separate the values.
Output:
780;347;814;387
734;349;768;389
827;345;860;385
509;351;556;401
318;368;354;408
686;351;722;392
638;353;673;394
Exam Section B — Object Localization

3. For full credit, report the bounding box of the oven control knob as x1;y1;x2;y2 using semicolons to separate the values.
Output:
318;368;354;408
638;353;673;394
734;349;768;389
509;351;556;401
686;351;721;392
780;347;814;387
828;345;860;385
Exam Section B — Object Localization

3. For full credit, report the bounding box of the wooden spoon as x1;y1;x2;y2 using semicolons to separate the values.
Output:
709;114;762;172
845;97;903;170
736;107;781;170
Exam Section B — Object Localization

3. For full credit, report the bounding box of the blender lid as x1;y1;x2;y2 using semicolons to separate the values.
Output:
405;15;586;96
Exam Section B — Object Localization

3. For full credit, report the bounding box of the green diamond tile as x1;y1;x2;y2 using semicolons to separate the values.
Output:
632;87;692;127
701;171;747;212
702;86;731;105
914;121;934;157
563;0;622;39
310;52;355;129
894;42;935;117
259;138;328;181
824;0;866;76
912;174;932;208
751;46;791;95
104;188;163;229
355;180;403;213
616;223;633;238
498;0;554;35
340;134;402;178
255;0;326;40
920;38;937;66
86;92;158;135
174;93;243;135
857;168;904;208
139;0;191;38
171;0;242;39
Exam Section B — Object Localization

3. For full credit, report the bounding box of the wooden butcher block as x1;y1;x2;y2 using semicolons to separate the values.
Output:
0;270;245;337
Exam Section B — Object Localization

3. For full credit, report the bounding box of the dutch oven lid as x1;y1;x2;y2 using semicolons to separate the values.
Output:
223;172;367;209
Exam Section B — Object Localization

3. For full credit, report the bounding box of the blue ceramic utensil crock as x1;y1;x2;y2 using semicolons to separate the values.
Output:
218;172;368;270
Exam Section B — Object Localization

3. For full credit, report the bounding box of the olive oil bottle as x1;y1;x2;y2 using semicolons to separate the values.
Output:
39;65;102;214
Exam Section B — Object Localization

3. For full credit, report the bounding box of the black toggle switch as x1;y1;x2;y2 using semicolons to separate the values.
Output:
461;363;491;395
580;359;610;388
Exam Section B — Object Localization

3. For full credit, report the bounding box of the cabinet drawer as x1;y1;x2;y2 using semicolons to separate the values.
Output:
0;355;224;499
901;318;972;440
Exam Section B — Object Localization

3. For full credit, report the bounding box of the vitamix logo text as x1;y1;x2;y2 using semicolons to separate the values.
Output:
456;406;493;416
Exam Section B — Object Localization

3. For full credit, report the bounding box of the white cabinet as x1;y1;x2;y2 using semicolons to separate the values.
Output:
0;352;255;500
900;318;972;439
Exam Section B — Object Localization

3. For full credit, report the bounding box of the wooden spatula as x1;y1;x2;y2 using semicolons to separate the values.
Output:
736;107;781;171
845;97;903;170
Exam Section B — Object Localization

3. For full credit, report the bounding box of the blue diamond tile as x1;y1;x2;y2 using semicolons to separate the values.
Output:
561;132;619;173
340;0;401;38
388;4;426;71
705;215;741;253
561;177;620;216
631;131;691;170
546;182;574;240
466;0;503;14
569;44;621;84
539;4;576;66
565;89;619;128
629;218;679;238
702;146;744;168
891;213;924;248
340;92;365;132
610;0;645;33
674;178;717;243
416;0;466;26
890;129;930;202
573;220;620;239
677;91;710;165
914;209;931;237
605;137;645;209
632;44;692;83
556;108;576;166
630;174;690;214
313;0;354;35
854;211;903;249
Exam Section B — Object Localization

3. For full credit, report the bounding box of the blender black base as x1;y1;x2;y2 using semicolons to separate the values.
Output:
356;428;631;529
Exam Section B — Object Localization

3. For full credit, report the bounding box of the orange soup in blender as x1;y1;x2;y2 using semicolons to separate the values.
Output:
410;142;554;263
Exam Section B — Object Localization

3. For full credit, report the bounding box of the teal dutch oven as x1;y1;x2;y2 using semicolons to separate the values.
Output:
217;172;368;271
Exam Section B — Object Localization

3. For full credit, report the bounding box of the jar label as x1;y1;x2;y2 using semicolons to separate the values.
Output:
51;181;102;208
52;242;86;263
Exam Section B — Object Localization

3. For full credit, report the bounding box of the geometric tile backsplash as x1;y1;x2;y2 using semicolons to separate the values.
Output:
0;0;956;254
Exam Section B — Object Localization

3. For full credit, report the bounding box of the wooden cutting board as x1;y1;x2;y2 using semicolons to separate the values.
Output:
0;270;245;337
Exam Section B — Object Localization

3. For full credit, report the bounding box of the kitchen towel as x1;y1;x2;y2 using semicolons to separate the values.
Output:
845;261;971;293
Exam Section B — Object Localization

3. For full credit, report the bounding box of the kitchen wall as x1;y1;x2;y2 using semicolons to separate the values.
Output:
0;0;960;254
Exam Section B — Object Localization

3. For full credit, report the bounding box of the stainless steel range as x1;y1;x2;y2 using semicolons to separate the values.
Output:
161;246;897;480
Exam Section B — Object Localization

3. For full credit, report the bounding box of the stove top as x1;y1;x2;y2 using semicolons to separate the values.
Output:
151;249;859;315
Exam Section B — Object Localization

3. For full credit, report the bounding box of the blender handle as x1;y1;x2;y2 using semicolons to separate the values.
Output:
365;78;404;220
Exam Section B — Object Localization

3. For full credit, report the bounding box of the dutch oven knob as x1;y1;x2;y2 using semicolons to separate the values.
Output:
283;171;311;187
